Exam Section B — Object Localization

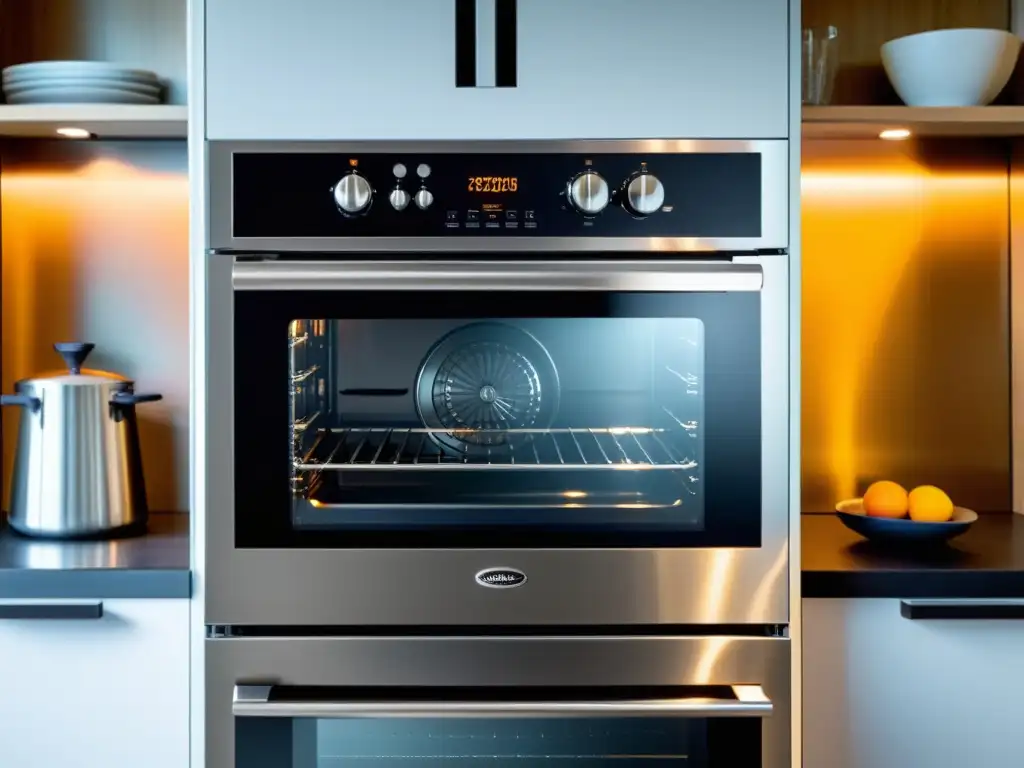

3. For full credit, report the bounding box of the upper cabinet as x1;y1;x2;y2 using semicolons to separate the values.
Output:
204;0;790;140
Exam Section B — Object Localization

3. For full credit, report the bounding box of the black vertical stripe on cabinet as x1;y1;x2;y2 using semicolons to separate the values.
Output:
495;0;517;87
455;0;477;87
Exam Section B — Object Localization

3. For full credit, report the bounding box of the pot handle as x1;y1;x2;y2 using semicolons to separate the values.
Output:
110;391;163;406
0;394;41;413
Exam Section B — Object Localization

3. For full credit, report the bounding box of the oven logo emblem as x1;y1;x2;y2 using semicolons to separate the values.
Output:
475;567;527;589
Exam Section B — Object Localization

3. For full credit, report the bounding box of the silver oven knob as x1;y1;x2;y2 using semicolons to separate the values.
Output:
333;172;372;214
624;172;665;216
389;188;411;211
415;188;434;210
567;171;609;215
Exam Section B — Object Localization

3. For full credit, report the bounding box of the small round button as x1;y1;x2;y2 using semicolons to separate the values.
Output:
333;172;372;215
415;188;434;210
389;188;411;211
624;172;665;217
393;163;407;179
416;163;431;179
567;171;609;215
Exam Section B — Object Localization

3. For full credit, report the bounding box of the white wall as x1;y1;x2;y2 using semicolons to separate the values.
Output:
1;140;189;512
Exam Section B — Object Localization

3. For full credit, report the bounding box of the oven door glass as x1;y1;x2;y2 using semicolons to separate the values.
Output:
233;687;765;767
234;279;761;548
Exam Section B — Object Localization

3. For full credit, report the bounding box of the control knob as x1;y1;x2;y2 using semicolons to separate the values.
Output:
623;171;665;217
567;170;609;215
333;172;373;215
415;188;434;210
389;188;411;211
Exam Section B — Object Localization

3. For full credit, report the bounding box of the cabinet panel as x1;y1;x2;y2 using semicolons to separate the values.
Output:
205;0;789;140
205;0;459;140
0;599;189;768
803;598;1024;768
514;0;789;139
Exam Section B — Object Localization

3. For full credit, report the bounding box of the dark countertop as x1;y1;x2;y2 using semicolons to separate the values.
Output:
803;512;1024;598
0;513;190;598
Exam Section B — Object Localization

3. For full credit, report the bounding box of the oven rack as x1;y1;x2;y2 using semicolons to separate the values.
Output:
295;427;699;471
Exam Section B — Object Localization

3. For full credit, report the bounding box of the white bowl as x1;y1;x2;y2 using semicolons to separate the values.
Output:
881;28;1022;106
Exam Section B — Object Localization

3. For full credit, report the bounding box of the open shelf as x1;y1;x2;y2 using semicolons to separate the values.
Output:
802;106;1024;139
0;104;186;138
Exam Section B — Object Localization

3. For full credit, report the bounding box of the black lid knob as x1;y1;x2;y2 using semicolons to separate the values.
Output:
54;342;95;375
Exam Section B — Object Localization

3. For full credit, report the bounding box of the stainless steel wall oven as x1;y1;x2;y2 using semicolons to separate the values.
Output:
206;140;790;628
204;139;793;768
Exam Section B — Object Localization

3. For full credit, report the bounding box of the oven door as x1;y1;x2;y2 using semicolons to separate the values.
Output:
206;635;790;768
204;256;790;626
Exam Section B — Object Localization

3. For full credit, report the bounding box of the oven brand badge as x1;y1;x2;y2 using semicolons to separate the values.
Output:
475;567;527;589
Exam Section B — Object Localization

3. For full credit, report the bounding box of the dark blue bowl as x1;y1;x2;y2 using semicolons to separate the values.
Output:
835;499;977;544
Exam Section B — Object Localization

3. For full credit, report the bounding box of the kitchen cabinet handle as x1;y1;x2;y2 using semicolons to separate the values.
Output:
233;684;772;719
0;600;103;619
233;261;764;293
900;599;1024;620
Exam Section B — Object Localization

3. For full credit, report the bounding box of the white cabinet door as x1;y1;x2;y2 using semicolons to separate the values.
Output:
803;598;1024;768
513;0;789;140
0;599;189;768
204;0;789;140
205;0;460;140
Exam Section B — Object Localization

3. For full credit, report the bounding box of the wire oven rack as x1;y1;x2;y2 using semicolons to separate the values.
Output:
295;427;698;472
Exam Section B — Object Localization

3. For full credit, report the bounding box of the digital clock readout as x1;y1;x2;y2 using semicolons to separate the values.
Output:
467;176;518;193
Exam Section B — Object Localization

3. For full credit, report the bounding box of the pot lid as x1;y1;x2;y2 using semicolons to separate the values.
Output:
28;343;129;385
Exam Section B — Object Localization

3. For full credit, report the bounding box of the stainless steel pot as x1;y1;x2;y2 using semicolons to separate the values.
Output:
1;342;162;539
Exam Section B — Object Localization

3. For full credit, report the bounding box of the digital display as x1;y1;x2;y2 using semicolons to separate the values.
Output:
467;175;518;193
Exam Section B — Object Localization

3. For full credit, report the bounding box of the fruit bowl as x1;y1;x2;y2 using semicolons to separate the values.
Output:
835;499;978;545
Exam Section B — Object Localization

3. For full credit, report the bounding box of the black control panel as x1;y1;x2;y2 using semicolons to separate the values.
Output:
232;152;762;239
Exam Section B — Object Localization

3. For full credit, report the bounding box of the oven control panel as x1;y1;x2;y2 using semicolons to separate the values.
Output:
231;152;762;239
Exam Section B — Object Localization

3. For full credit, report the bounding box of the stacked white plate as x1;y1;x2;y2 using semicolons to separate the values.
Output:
2;61;163;105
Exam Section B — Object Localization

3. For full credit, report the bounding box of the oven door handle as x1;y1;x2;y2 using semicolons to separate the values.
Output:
232;684;773;718
231;260;764;293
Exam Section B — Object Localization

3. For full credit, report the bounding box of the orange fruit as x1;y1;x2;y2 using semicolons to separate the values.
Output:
862;481;909;518
908;485;954;523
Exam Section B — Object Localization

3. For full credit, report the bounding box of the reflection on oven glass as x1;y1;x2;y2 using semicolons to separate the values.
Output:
235;716;742;766
317;719;699;764
287;318;704;533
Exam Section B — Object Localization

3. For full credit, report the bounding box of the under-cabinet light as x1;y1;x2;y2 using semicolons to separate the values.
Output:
879;128;912;141
55;127;92;139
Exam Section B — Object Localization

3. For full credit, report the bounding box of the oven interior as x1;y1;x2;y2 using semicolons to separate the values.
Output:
288;316;704;530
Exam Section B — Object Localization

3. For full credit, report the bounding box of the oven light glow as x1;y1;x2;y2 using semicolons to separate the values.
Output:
56;127;92;139
879;128;912;141
608;427;653;435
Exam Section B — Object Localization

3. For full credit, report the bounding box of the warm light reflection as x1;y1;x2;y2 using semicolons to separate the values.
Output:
1;154;188;511
879;128;912;141
801;141;1010;512
55;127;92;139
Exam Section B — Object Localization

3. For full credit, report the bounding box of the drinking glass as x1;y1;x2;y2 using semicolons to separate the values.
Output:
803;26;839;105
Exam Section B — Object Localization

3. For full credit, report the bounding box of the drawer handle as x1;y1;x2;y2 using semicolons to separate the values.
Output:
233;684;773;719
0;601;103;620
901;600;1024;620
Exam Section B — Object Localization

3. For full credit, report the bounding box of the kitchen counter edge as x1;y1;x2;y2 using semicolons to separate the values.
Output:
0;513;191;599
802;512;1024;599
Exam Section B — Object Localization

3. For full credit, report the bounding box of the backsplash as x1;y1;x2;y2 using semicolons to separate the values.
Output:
801;138;1011;513
1;140;188;512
